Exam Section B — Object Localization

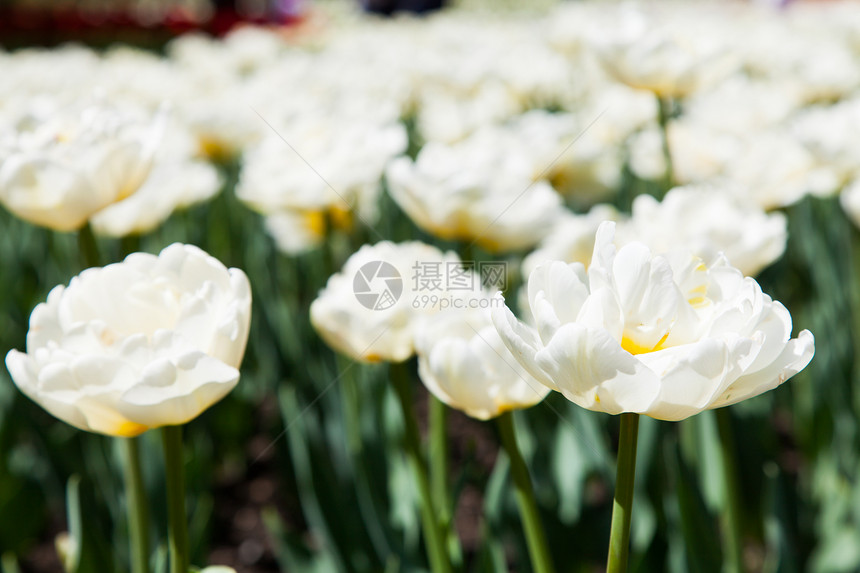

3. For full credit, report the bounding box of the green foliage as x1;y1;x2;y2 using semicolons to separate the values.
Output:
0;152;855;573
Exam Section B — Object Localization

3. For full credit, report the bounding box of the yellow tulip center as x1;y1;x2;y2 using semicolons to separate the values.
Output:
621;330;670;355
113;420;150;437
303;211;327;238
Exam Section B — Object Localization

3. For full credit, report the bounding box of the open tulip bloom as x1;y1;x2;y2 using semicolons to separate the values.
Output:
5;243;251;573
6;243;252;436
493;221;813;421
492;221;813;570
415;305;556;572
415;306;551;421
0;100;166;232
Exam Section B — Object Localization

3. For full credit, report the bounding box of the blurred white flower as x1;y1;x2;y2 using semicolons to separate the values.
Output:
236;114;406;232
415;306;550;420
176;86;263;161
839;180;860;229
524;186;785;281
90;160;221;237
407;16;576;143
492;222;814;421
311;241;480;363
739;15;860;104
622;185;787;277
89;122;222;237
263;209;328;255
590;6;738;98
667;121;832;209
522;204;620;279
626;127;668;182
682;76;802;137
510;108;631;204
0;100;163;231
100;47;193;111
723;130;836;208
5;244;252;436
415;83;521;145
662;120;739;185
386;127;563;253
0;45;100;107
789;98;860;194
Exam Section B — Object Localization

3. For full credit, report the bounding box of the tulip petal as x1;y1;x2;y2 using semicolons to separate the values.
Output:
640;337;747;421
711;329;815;409
119;353;239;427
528;261;590;334
534;322;660;414
6;350;40;398
491;301;558;391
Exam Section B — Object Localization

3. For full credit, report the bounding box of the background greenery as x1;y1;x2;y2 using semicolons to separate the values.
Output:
0;136;855;572
0;0;857;568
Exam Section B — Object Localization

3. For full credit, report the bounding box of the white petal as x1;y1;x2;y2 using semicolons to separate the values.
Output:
491;300;558;391
119;353;239;427
641;338;742;421
534;323;660;414
711;330;814;408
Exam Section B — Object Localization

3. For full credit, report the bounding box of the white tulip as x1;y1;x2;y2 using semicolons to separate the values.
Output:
5;244;252;436
667;121;832;209
385;131;563;253
722;130;833;209
311;241;483;363
0;100;164;231
524;185;785;280
590;6;738;98
236;115;406;218
840;180;860;229
89;159;221;237
522;204;621;279
87;120;222;237
790;99;860;194
623;185;787;277
415;307;550;420
682;77;803;137
492;222;814;421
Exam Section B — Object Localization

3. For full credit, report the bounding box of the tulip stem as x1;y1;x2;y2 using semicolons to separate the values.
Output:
429;395;462;566
340;364;392;559
715;408;745;573
607;413;640;573
496;411;555;573
390;363;452;573
656;95;675;194
78;222;101;268
161;426;189;573
429;395;448;511
120;437;150;573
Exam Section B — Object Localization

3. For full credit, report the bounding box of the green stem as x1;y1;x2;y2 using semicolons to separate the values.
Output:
390;363;452;573
161;426;189;573
496;412;555;573
656;95;675;196
78;222;101;268
340;363;392;559
1;552;22;573
120;437;150;573
429;396;463;566
715;409;744;573
607;413;640;573
429;397;448;511
120;235;142;259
